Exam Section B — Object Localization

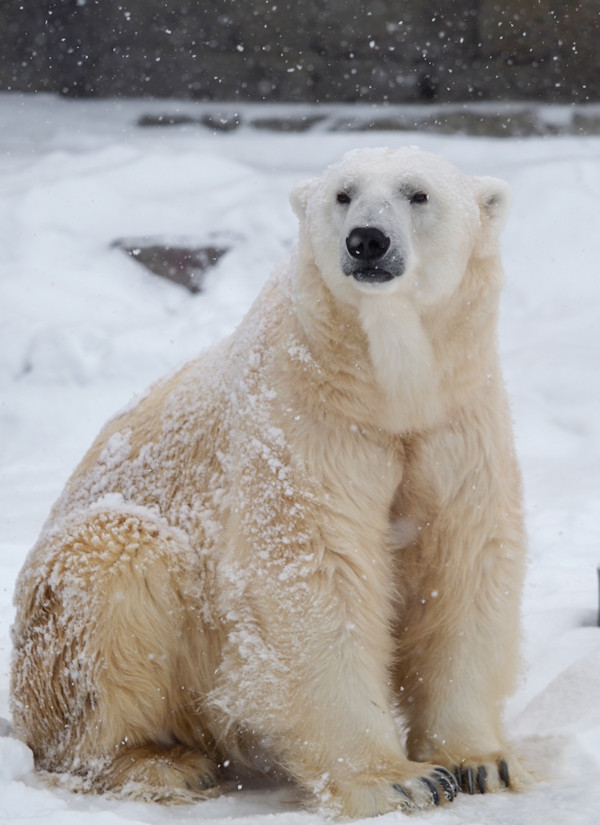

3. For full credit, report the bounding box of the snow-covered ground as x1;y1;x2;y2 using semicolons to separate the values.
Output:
1;93;599;824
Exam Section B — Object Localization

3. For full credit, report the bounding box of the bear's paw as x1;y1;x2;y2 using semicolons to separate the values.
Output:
450;752;533;795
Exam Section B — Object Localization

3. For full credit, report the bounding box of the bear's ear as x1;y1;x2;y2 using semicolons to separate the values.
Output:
290;176;319;220
472;176;512;256
473;176;512;235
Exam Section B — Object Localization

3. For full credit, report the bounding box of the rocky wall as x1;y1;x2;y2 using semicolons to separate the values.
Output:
0;0;597;102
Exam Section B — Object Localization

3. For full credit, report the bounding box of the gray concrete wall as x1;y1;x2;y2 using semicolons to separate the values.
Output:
1;1;598;102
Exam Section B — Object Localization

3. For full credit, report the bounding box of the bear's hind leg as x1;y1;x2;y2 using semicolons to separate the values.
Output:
94;743;220;803
11;509;223;803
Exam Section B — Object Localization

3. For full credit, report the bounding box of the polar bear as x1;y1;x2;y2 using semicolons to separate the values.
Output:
11;147;530;818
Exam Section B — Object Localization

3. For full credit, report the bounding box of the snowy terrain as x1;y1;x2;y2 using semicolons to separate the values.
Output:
1;93;600;824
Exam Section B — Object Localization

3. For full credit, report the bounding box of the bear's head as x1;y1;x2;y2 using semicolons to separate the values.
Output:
290;147;511;311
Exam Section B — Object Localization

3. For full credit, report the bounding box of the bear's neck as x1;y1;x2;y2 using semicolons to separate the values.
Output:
286;254;501;436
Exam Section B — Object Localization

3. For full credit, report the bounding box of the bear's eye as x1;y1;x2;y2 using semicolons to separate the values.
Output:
336;192;352;205
410;191;429;205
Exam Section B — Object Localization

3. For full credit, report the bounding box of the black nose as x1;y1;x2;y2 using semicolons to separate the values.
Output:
346;227;390;262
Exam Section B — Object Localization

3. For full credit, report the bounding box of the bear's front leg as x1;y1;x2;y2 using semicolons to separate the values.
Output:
392;418;533;795
213;547;458;818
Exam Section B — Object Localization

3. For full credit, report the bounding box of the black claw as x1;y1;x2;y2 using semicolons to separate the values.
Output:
477;765;487;794
432;767;458;800
441;766;459;791
420;776;440;806
465;765;475;795
392;783;410;801
498;759;510;788
454;765;463;789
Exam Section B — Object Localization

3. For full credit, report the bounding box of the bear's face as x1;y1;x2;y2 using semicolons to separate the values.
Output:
291;147;511;311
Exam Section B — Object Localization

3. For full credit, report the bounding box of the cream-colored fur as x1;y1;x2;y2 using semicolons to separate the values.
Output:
11;147;530;818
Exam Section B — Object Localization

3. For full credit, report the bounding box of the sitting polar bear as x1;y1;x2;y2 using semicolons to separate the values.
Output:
11;147;531;818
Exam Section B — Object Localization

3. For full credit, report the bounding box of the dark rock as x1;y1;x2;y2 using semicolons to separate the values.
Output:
200;112;243;132
251;114;327;132
114;240;230;294
137;114;199;128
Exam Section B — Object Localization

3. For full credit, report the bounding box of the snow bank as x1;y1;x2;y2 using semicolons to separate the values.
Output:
1;94;599;824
